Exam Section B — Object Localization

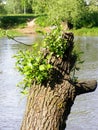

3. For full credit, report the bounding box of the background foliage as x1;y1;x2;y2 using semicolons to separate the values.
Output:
0;0;98;28
0;14;38;28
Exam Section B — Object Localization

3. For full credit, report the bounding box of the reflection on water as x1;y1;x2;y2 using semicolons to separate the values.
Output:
0;36;98;130
66;36;98;130
74;36;98;80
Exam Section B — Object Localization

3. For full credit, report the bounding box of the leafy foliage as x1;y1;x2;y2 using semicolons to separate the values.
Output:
32;0;49;14
32;0;89;28
0;14;37;28
44;26;67;57
35;15;51;27
14;42;52;93
4;0;22;14
32;0;98;28
0;1;6;14
1;0;98;28
14;26;82;94
4;0;32;14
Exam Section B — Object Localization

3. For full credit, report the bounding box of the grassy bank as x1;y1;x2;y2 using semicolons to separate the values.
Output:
1;27;98;38
1;14;98;37
0;28;23;38
71;27;98;36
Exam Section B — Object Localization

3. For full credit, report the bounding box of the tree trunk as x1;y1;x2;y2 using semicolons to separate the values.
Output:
20;32;97;130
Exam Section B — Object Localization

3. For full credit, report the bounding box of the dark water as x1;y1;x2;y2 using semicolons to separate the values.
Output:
0;36;98;130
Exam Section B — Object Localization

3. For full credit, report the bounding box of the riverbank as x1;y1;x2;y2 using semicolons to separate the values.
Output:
17;20;98;36
1;20;98;38
72;27;98;36
0;28;23;38
0;19;38;38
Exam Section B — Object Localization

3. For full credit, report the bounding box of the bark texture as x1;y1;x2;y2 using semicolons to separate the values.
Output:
21;32;97;130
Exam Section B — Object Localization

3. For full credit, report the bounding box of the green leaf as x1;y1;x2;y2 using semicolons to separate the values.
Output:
39;64;45;71
47;64;52;69
27;63;33;69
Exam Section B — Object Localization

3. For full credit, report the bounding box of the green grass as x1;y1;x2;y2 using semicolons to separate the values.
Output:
0;28;23;38
71;27;98;36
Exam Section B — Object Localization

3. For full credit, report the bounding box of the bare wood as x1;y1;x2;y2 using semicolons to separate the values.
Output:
21;81;76;130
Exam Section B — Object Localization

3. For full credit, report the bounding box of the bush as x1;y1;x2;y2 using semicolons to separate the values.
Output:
35;15;51;27
0;14;38;28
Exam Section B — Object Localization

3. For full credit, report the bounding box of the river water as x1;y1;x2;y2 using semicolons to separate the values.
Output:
0;36;98;130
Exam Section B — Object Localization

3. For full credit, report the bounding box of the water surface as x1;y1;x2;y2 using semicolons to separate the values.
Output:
66;36;98;130
0;36;98;130
0;36;37;130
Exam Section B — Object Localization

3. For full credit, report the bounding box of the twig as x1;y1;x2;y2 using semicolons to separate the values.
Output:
7;34;31;46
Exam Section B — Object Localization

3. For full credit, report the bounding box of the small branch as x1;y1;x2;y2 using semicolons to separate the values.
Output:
75;80;97;95
7;35;31;46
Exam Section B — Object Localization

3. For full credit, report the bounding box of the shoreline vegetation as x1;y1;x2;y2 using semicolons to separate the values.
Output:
72;27;98;36
1;26;98;38
0;18;98;38
0;28;23;38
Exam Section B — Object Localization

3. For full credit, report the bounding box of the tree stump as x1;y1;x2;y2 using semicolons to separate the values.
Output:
20;32;97;130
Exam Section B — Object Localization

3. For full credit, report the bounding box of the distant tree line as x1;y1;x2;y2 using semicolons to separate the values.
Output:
0;0;98;28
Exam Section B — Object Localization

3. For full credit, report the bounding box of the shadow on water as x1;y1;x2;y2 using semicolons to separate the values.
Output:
0;36;98;130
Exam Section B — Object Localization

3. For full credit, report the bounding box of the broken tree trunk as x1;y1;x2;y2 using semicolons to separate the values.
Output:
20;32;97;130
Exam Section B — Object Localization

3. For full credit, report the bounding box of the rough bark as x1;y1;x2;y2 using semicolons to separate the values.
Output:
20;32;97;130
21;79;97;130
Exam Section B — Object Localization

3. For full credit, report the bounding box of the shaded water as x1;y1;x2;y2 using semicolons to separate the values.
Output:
0;36;98;130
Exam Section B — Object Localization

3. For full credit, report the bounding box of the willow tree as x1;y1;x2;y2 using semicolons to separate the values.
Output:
14;26;97;130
